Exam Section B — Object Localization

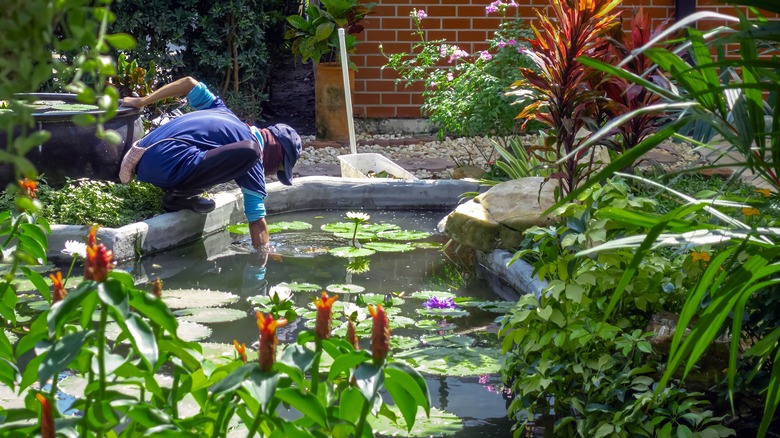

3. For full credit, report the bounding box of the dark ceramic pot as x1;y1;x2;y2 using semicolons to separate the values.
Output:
0;93;143;187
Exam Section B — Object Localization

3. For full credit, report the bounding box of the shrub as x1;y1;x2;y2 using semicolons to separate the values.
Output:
111;0;288;122
500;180;734;437
383;5;535;163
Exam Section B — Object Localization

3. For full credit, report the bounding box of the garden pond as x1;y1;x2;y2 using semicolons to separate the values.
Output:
9;209;517;437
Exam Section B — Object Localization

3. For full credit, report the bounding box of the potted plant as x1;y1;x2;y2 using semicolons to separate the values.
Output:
286;0;376;141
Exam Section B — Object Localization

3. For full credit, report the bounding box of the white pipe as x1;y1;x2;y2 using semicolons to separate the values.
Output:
337;28;357;155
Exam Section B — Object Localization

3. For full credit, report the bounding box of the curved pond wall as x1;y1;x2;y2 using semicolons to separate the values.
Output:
47;176;542;297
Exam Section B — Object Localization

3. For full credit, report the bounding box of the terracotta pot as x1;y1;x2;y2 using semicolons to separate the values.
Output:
0;93;143;187
314;62;355;141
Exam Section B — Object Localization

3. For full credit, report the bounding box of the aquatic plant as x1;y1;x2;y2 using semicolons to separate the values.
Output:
423;296;458;310
346;210;370;247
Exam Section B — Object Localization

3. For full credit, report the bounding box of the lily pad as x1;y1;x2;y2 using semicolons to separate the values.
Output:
388;315;416;329
286;282;322;293
329;247;376;258
421;334;475;348
322;222;399;234
390;336;420;351
395;347;504;376
416;308;470;318
334;231;377;241
23;300;49;312
174;307;247;324
358;293;405;307
226;224;249;234
0;384;26;410
267;221;313;234
369;405;463;437
199;342;258;364
332;320;371;337
409;290;456;300
416;319;457;332
326;283;366;294
456;299;516;313
363;242;414;253
377;230;431;241
162;289;239;309
106;320;212;342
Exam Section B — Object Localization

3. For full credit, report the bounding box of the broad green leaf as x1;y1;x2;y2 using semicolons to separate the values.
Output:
274;388;328;427
38;330;95;384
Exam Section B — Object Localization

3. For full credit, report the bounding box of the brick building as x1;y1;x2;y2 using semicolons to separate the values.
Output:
350;0;779;120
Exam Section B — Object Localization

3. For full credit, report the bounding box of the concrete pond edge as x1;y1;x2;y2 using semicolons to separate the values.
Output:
47;175;541;297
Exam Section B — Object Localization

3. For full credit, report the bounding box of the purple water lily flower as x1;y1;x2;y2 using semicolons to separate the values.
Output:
423;296;458;309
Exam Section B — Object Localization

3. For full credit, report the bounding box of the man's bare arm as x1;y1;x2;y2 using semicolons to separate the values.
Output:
249;218;270;249
121;76;199;108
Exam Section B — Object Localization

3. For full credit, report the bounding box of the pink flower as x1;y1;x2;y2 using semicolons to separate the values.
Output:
439;44;449;57
448;48;469;63
497;40;506;48
447;72;454;82
507;39;516;46
509;0;518;7
479;50;492;61
417;9;427;20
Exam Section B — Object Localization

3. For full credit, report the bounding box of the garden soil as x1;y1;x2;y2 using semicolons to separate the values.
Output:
260;56;315;136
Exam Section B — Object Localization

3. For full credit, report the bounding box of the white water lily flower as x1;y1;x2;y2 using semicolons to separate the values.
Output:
62;240;87;258
269;284;292;302
342;302;368;321
346;211;370;222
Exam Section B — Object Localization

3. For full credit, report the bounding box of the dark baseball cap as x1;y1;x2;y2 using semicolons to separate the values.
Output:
268;123;302;186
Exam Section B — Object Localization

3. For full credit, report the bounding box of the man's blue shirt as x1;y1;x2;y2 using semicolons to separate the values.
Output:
135;87;266;196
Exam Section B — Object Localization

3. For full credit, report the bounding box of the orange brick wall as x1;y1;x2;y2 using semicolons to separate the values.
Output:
351;0;777;119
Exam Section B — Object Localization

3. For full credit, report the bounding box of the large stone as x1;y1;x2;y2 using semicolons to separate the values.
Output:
440;177;557;252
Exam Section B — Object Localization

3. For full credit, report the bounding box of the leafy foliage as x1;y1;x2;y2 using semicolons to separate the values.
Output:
0;178;165;228
563;2;780;434
111;0;285;122
500;180;733;437
285;0;376;68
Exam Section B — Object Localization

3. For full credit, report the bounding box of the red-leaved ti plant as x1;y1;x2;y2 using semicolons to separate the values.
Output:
600;7;668;154
515;0;622;196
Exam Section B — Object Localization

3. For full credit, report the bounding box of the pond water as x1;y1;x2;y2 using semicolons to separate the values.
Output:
7;209;514;436
147;209;515;437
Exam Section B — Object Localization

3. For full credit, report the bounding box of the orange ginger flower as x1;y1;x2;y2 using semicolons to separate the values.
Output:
256;312;287;372
233;339;247;364
368;304;390;363
691;251;711;263
84;244;113;282
152;277;163;298
35;393;54;438
86;226;98;247
18;178;37;199
314;292;338;340
742;207;760;216
755;188;771;198
347;319;360;350
83;226;113;282
49;271;67;303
